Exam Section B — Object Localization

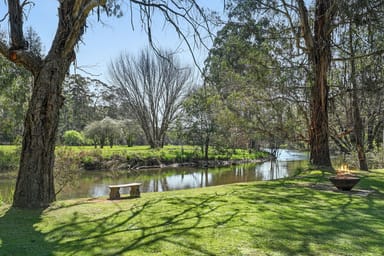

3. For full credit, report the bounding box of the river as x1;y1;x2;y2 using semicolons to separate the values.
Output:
0;149;308;201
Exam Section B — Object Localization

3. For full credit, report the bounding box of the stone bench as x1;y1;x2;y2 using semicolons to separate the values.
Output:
108;183;142;200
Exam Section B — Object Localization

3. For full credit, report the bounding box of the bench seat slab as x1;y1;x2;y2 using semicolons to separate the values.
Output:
108;183;142;200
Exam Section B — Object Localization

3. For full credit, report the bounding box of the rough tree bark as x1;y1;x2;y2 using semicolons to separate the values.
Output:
14;58;69;207
0;0;106;208
298;0;335;168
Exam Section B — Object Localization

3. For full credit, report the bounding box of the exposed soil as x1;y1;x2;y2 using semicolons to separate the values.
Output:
308;183;374;197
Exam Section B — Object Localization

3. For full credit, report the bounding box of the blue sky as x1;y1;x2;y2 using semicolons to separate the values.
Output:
1;1;224;83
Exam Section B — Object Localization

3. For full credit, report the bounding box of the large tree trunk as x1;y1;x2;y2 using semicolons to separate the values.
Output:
2;0;102;208
349;22;368;171
309;54;332;167
299;0;335;168
13;59;68;208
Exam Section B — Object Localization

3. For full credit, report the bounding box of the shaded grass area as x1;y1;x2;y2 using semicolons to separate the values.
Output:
1;170;384;255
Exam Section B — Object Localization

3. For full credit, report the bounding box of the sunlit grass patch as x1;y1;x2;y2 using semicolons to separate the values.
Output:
1;170;384;255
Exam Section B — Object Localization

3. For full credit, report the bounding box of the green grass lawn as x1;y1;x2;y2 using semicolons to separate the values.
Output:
1;170;384;255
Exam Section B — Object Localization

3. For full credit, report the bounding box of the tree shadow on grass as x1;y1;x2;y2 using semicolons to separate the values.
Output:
41;193;238;255
0;207;56;256
359;173;384;195
232;182;384;256
5;179;381;255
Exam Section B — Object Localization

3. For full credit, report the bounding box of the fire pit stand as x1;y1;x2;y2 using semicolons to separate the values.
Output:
329;175;361;191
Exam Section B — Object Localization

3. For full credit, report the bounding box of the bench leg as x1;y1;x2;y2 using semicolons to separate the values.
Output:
109;187;120;200
130;186;141;197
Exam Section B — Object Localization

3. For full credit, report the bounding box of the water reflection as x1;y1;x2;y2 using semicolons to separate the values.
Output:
56;162;308;200
0;149;309;201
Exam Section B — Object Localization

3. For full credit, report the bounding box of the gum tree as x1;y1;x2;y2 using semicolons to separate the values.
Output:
0;0;211;208
226;0;337;168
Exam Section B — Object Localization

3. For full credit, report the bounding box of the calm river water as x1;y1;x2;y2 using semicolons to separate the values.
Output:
0;149;308;201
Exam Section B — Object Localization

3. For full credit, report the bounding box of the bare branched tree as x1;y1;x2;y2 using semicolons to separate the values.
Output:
109;49;191;148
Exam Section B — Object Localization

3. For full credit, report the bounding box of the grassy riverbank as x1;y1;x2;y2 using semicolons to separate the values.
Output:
0;145;269;171
1;170;384;255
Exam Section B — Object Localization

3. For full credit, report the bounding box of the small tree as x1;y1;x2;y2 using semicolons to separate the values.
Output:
119;119;144;147
83;122;101;148
62;130;85;146
59;74;96;134
54;148;80;196
83;117;121;148
182;87;218;160
102;117;121;148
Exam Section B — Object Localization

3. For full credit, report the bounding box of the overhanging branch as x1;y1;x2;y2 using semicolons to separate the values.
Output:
130;0;215;73
1;1;42;74
297;0;314;52
8;0;26;50
62;0;107;57
333;49;384;62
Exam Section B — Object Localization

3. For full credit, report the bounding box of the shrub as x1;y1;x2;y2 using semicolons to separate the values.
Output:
0;147;20;171
63;130;85;146
83;118;122;148
54;148;81;195
79;150;104;170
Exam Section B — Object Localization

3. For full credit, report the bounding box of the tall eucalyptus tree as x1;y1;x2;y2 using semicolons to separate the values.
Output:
204;16;309;150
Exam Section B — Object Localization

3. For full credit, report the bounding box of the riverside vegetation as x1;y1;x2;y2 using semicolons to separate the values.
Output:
1;169;384;255
0;145;270;203
0;145;270;172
